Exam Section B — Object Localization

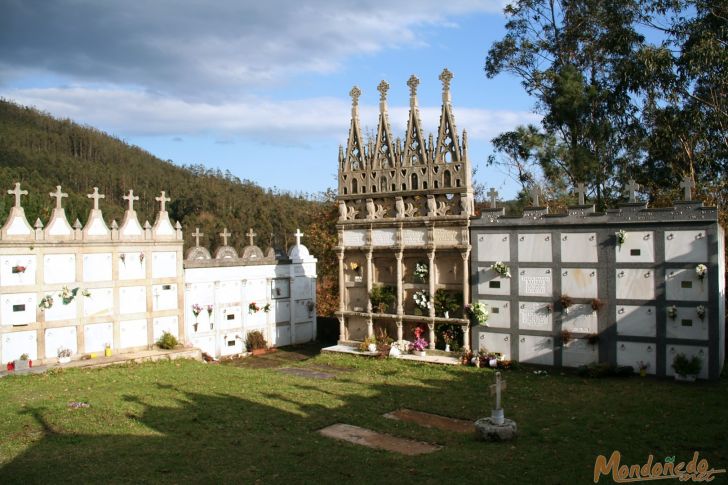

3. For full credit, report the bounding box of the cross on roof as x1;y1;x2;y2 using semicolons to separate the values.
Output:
245;228;257;246
529;185;541;207
575;182;587;205
406;74;420;97
624;179;639;203
679;175;695;201
8;182;28;208
349;86;361;107
219;227;231;246
487;187;498;208
87;187;105;210
293;228;303;246
49;185;68;209
155;191;170;212
377;80;389;102
123;189;139;211
192;227;203;247
439;68;453;92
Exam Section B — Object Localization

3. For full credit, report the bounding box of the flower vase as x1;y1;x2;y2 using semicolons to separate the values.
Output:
639;369;647;377
445;344;451;352
193;322;198;332
210;322;214;330
367;343;377;353
444;311;449;319
416;351;426;357
59;356;71;365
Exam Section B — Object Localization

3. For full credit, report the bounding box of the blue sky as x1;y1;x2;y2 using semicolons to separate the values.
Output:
0;1;539;199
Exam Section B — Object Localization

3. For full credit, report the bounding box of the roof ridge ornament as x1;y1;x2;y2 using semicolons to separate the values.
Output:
407;74;419;107
50;185;68;209
439;68;453;103
8;182;28;208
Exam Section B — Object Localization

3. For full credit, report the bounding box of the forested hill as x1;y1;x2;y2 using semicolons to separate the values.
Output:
0;99;320;251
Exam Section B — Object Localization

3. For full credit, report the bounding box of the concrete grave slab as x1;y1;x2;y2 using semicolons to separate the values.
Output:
278;367;336;379
383;408;473;434
318;424;441;455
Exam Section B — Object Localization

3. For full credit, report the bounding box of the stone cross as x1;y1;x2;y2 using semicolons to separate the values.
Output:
680;175;695;201
575;182;587;205
439;68;453;92
377;80;389;102
49;185;68;209
487;187;498;208
155;191;170;212
349;86;361;107
192;227;203;247
529;185;541;207
219;227;231;246
246;228;256;246
87;187;105;210
489;371;507;410
294;228;303;246
123;189;139;211
624;179;639;203
8;182;28;208
407;75;420;97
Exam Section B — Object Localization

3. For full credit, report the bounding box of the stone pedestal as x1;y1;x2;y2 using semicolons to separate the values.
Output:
474;417;517;442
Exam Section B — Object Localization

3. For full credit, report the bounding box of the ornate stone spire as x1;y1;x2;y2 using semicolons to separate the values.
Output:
439;67;453;103
377;80;389;110
406;75;419;107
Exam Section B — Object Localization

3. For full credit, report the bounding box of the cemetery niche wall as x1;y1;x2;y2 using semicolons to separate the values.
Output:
335;69;474;350
0;184;185;365
471;181;725;380
184;227;317;358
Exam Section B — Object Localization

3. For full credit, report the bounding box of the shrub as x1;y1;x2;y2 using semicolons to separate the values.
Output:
245;330;267;350
672;353;702;376
434;289;462;317
369;285;395;313
156;331;178;349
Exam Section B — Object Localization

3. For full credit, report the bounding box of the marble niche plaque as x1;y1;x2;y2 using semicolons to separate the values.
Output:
518;335;554;365
518;268;552;297
343;229;367;247
83;253;112;282
119;319;148;349
44;326;77;358
517;233;552;262
401;228;427;246
560;233;598;263
518;301;553;331
476;233;509;262
617;341;656;375
615;269;655;300
665;268;708;301
664;230;707;263
43;254;74;284
561;268;598;299
371;229;396;246
615;231;654;263
665;307;708;340
433;227;460;245
1;255;37;286
479;299;510;328
152;251;177;279
616;305;656;337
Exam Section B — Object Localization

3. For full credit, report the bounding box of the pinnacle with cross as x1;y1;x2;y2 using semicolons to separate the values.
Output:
574;182;587;205
123;189;139;211
87;187;105;210
219;227;231;246
487;187;498;209
8;183;28;208
679;175;695;201
192;227;204;247
439;68;453;92
529;185;541;207
293;228;303;246
624;179;639;203
155;191;170;212
245;228;257;246
349;86;361;107
406;75;420;97
377;80;389;102
49;185;68;209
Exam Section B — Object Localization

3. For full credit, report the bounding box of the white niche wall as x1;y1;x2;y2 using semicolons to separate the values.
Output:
43;254;75;284
0;255;37;286
83;253;112;282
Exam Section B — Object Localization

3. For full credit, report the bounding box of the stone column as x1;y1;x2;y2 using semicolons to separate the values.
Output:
365;250;373;313
367;316;374;339
428;249;435;318
428;323;436;350
395;251;403;315
337;249;345;312
461;248;471;351
396;318;403;343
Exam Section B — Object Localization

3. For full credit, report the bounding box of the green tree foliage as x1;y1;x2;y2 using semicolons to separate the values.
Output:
0;99;320;253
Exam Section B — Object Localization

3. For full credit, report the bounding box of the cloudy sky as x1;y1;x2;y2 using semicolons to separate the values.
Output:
0;0;538;198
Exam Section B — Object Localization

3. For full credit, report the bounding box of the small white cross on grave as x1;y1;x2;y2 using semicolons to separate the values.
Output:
487;187;498;209
246;228;256;246
87;187;105;210
49;185;68;209
123;190;139;211
489;371;507;425
679;175;695;201
529;185;541;207
8;182;28;208
192;227;204;247
219;228;231;246
574;182;587;205
623;179;639;203
293;228;304;246
155;191;170;212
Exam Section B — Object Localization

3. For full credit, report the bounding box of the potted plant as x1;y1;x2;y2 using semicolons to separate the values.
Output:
412;290;430;316
560;294;573;314
615;229;627;246
696;305;706;320
441;328;455;352
369;285;395;314
434;289;461;319
465;302;489;325
490;261;511;278
248;301;261;314
413;262;428;283
375;328;394;356
408;326;428;356
637;360;650;377
358;335;378;353
191;303;202;331
667;305;678;320
245;330;268;355
591;298;604;312
695;264;707;280
672;353;701;382
561;329;573;345
263;303;272;313
38;294;54;310
156;332;178;350
14;353;32;370
206;304;214;330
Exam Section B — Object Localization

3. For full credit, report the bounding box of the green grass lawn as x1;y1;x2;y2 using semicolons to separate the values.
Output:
0;346;726;484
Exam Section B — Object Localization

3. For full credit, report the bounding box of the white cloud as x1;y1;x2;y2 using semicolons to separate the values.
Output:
2;86;539;145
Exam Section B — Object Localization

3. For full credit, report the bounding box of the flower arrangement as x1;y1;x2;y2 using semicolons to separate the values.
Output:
560;294;573;310
695;264;707;280
139;252;145;263
349;262;360;272
591;298;604;312
667;305;678;319
696;305;706;320
191;304;202;318
672;353;702;378
434;289;461;318
11;265;26;274
413;262;428;282
408;326;428;353
491;261;511;278
615;229;627;246
38;295;54;310
120;253;126;264
465;302;489;325
249;301;261;314
544;303;553;314
60;286;80;305
637;360;650;376
263;303;271;313
57;347;72;358
413;290;430;315
206;304;213;317
441;328;455;351
561;329;573;345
